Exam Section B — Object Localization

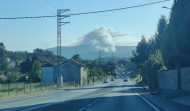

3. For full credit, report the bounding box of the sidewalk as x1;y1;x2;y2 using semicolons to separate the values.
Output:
135;87;190;111
172;95;190;106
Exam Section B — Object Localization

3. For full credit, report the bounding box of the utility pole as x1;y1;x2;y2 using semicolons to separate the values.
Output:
99;50;102;65
57;9;70;88
98;50;102;74
111;52;114;74
112;52;113;63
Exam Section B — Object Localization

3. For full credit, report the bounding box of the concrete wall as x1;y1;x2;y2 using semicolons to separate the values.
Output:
157;69;178;90
158;67;190;91
61;63;81;82
41;67;55;84
181;67;190;91
80;67;87;86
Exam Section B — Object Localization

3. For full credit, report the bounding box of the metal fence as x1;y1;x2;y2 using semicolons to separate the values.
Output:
0;76;110;98
0;81;81;97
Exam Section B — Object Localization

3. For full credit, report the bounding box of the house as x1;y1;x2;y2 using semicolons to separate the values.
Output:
41;59;88;86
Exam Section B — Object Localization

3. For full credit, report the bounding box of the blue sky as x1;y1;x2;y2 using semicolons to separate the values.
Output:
0;0;173;52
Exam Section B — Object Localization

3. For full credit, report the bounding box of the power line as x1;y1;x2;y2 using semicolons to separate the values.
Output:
70;0;170;16
0;0;169;20
0;15;57;19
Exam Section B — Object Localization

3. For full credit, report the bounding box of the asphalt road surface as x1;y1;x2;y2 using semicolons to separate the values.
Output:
0;78;158;111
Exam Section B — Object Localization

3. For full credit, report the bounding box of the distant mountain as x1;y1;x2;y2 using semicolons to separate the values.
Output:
46;44;136;60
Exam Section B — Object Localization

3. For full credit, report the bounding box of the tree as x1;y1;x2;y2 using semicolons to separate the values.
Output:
29;61;41;82
32;53;38;63
33;48;44;56
7;73;21;83
44;50;54;58
15;60;20;68
88;68;99;77
154;15;167;50
20;57;32;74
0;57;9;72
72;54;81;61
131;36;149;68
147;15;168;55
161;0;190;69
147;36;156;54
141;50;166;91
0;42;6;57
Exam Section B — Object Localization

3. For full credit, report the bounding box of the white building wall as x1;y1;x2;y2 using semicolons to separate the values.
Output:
80;67;87;86
41;62;87;86
61;63;81;82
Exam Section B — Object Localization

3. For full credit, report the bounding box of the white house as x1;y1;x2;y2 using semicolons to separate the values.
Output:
41;59;87;86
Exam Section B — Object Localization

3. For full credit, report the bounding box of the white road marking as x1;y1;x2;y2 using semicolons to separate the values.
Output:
20;83;111;111
20;103;55;111
87;104;93;107
137;93;160;111
78;107;85;111
128;79;160;111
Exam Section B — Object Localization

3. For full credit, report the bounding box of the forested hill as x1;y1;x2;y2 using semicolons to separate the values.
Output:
46;45;136;60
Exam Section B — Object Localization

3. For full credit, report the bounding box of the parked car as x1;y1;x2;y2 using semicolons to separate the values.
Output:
124;78;128;82
111;77;115;81
103;78;109;83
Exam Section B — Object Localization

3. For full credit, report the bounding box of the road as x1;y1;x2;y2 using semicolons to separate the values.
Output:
0;77;159;111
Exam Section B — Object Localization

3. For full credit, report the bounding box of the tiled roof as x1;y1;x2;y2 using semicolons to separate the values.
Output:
41;62;55;67
62;59;85;67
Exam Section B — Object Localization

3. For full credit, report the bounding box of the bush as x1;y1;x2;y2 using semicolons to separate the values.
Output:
7;73;21;83
0;75;7;83
87;68;105;80
141;50;166;91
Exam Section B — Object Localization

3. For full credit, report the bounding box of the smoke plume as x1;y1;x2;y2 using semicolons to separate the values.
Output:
76;27;127;52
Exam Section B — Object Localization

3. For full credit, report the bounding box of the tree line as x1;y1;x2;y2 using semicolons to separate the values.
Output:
130;0;190;91
0;43;58;83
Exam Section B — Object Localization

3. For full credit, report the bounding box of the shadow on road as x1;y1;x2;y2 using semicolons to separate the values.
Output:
0;95;155;111
64;84;136;91
1;86;190;111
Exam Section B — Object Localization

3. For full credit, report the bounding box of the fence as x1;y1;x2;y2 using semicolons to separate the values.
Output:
0;81;80;98
0;76;111;98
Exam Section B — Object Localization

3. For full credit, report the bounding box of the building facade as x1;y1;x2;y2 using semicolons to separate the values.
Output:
41;59;87;86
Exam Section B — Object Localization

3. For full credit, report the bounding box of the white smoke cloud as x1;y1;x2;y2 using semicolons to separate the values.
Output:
76;26;127;52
